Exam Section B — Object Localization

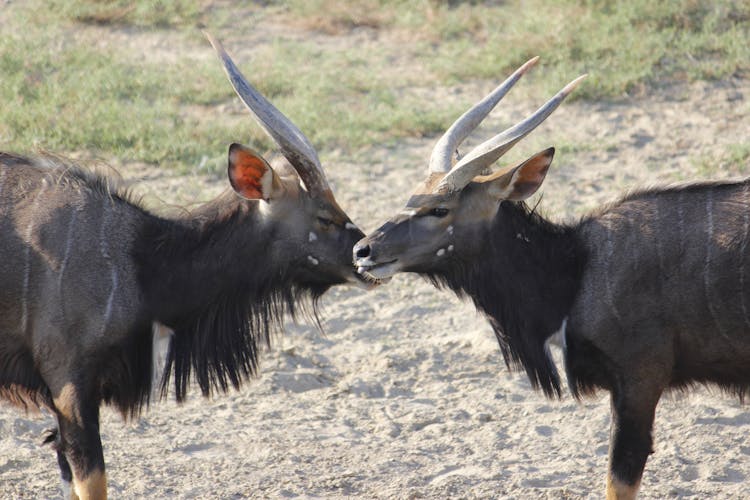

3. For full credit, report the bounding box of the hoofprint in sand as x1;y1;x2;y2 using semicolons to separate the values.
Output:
2;78;750;498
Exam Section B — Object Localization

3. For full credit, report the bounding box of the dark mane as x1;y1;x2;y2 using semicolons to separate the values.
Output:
45;152;138;201
3;151;143;210
426;200;585;398
161;269;325;402
584;177;750;221
135;197;327;403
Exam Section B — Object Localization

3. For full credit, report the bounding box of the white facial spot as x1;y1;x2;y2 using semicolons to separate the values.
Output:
447;225;454;235
307;255;319;266
260;167;274;197
345;222;358;230
401;209;417;217
308;232;318;242
436;248;446;257
447;245;454;252
258;199;273;219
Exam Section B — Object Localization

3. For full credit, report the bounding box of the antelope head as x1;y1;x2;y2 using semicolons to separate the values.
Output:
354;58;585;279
206;33;376;288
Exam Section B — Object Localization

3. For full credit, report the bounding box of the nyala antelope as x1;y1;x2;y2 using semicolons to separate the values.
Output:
0;34;373;499
355;58;750;499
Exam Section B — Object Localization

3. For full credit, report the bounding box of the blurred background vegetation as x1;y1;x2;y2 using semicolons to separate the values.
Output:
0;0;747;172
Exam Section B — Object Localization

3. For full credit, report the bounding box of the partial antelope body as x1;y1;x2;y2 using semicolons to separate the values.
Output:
0;34;372;499
355;59;750;499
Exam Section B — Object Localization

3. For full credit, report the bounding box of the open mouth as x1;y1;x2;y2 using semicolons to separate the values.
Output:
352;269;387;289
355;259;399;281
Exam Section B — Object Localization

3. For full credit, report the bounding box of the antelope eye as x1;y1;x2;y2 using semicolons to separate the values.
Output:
429;207;450;218
317;216;334;228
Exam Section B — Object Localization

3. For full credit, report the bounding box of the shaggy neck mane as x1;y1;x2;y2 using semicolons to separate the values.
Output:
136;192;325;402
428;201;585;397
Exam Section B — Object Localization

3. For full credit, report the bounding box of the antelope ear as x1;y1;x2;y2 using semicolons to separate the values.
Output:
227;143;283;201
480;147;554;201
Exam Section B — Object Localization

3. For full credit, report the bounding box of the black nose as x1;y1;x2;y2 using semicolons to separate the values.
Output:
354;243;371;259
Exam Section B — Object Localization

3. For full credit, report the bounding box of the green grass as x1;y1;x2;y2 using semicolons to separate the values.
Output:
0;0;748;172
283;0;749;98
0;28;245;172
42;0;209;28
694;143;750;176
241;40;463;151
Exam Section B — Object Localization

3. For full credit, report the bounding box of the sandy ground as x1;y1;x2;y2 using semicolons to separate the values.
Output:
2;18;750;500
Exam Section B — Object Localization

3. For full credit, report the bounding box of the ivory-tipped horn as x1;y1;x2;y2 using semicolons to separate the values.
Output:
428;56;540;174
205;31;331;195
436;74;587;193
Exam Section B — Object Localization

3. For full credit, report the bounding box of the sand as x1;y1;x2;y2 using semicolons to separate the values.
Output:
2;21;750;500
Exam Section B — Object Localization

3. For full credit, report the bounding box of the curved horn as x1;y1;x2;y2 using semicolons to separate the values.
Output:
428;56;540;174
205;32;331;194
436;74;587;193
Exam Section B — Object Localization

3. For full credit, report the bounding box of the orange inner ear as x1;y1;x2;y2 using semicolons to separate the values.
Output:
515;154;551;184
510;157;550;198
229;147;268;200
505;148;554;201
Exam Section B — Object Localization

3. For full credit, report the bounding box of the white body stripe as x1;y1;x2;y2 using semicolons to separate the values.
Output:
704;189;724;337
21;181;48;333
654;200;665;276
604;226;623;327
100;199;118;334
677;192;685;254
58;208;77;295
741;184;750;328
0;169;7;197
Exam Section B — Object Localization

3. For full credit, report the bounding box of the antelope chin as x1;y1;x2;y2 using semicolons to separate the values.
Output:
351;270;389;289
356;260;400;280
